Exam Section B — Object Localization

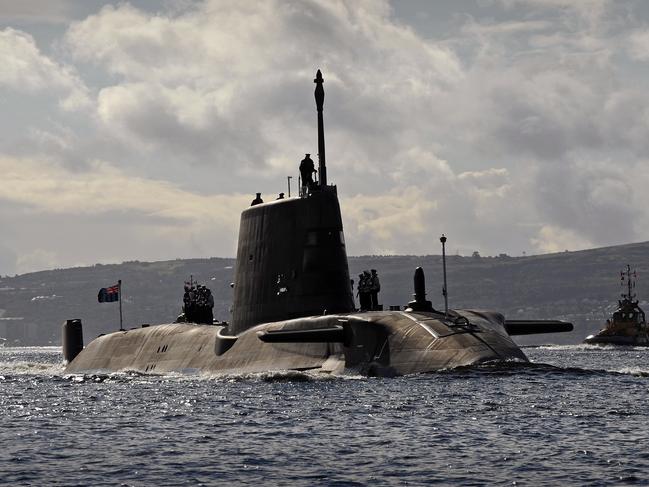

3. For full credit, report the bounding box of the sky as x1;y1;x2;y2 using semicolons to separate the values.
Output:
2;0;649;275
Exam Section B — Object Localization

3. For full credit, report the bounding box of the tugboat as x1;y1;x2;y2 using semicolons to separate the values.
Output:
62;70;572;376
584;265;649;346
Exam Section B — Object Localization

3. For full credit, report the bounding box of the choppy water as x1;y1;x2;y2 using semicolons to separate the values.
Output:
1;345;649;486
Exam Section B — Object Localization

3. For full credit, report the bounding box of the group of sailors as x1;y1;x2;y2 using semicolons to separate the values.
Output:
356;269;381;311
182;283;214;325
250;192;286;206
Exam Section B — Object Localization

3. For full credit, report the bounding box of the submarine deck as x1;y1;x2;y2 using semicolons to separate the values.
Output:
65;310;528;376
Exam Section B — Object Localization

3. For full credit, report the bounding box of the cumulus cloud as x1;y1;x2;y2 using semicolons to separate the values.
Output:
62;0;463;180
0;27;90;110
343;186;437;251
15;249;59;276
0;156;248;223
0;156;249;273
628;29;649;61
531;225;594;253
4;0;649;274
342;160;525;257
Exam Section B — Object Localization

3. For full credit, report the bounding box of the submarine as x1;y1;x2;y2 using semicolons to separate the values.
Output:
63;70;572;376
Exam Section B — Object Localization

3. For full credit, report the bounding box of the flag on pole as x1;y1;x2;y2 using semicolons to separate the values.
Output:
98;283;120;303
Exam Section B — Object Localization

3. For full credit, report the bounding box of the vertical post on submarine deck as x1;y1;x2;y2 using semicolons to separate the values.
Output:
440;235;448;316
314;69;327;187
287;176;292;198
118;279;124;331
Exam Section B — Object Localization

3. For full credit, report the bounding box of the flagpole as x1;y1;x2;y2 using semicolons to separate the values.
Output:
118;279;124;331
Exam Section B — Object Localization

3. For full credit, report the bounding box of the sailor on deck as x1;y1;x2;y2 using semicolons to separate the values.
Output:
358;271;372;311
299;154;316;194
369;269;381;310
251;193;264;206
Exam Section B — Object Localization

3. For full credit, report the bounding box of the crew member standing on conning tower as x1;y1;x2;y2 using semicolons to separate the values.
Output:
299;154;316;194
205;287;214;324
359;271;372;311
370;269;381;310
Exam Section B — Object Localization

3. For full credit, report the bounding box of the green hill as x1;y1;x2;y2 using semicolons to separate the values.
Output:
2;242;649;346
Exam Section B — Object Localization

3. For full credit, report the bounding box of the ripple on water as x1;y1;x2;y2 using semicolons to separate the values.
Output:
1;346;649;485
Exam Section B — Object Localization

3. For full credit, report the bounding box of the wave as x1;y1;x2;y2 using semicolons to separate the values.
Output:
198;368;366;383
0;345;62;352
429;359;649;379
0;360;65;377
0;346;65;377
56;367;368;384
536;343;649;350
611;366;649;377
3;346;649;382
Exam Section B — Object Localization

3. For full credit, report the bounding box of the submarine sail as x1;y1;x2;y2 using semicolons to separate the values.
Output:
231;189;354;333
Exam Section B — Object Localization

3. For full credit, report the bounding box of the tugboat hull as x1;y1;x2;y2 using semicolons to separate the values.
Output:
584;334;649;346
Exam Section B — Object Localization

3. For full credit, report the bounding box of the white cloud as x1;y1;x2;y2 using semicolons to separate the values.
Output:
628;29;649;61
62;0;463;178
0;156;250;272
343;186;437;250
0;156;248;223
0;27;90;110
65;2;464;85
531;225;594;253
462;19;552;36
4;0;649;273
15;249;59;276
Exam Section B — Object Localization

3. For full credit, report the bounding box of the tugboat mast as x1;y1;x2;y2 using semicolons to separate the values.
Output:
621;264;637;303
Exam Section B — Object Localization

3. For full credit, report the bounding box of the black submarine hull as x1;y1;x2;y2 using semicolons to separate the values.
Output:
64;309;529;376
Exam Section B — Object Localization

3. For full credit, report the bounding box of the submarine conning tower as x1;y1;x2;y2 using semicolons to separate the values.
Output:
230;70;354;334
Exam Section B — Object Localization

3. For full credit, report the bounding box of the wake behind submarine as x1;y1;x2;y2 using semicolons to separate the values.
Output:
63;70;572;376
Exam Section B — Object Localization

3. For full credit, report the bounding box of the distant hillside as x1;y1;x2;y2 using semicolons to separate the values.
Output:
2;242;649;345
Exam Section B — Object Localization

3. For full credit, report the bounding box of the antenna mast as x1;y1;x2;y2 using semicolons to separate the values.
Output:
621;264;638;302
440;234;448;316
314;69;327;187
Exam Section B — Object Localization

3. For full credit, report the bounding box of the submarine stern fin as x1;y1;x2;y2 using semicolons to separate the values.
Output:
504;320;573;336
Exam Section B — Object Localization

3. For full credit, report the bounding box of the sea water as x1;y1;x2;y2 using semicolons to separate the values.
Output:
1;345;648;486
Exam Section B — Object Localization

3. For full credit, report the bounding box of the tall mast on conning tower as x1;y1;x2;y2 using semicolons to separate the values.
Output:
314;69;327;187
